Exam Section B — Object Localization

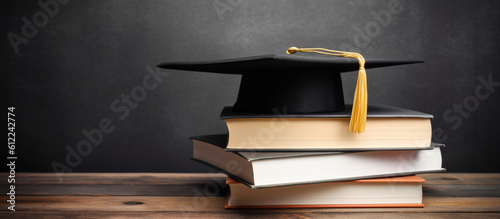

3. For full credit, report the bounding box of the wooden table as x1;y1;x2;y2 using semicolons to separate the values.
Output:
0;173;499;218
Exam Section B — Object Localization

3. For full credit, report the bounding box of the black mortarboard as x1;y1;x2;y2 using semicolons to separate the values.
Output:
157;47;422;133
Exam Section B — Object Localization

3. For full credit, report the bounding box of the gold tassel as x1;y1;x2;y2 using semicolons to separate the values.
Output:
286;47;368;134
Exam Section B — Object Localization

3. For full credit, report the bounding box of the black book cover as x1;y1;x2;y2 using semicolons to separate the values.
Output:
220;104;434;119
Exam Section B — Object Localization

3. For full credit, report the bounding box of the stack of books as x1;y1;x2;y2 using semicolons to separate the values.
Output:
157;50;445;208
191;105;445;208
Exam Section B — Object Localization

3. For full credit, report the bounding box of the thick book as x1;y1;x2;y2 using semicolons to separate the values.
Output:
220;104;433;151
191;134;445;188
225;175;425;208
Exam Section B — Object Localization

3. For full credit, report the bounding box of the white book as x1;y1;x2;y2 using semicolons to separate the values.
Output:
191;134;445;188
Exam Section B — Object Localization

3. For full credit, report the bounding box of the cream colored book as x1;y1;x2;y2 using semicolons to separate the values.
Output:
220;105;433;151
225;175;425;208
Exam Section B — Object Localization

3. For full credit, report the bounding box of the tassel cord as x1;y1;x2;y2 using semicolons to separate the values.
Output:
287;47;367;133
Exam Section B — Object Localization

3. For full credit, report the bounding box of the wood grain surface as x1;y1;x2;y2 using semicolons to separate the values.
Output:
0;173;499;218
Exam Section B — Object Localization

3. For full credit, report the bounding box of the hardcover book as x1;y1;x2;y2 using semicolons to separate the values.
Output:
225;175;426;208
191;134;445;188
220;105;434;151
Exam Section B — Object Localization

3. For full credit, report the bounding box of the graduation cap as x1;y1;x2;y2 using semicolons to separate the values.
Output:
157;47;422;133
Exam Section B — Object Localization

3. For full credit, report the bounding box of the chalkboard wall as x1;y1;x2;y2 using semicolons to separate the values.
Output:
3;0;500;173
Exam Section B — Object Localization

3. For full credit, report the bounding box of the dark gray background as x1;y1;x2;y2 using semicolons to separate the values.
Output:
2;0;500;173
